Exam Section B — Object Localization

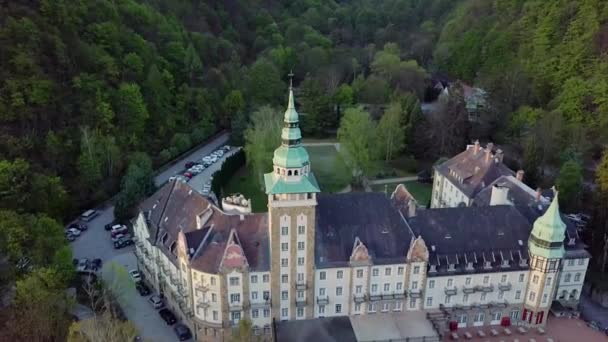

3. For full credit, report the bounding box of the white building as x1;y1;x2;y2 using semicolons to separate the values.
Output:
133;86;590;341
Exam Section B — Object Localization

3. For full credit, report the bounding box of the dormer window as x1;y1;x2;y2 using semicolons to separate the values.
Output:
519;258;527;267
448;264;455;271
465;262;474;270
568;237;576;246
429;264;437;273
484;261;492;269
501;260;509;268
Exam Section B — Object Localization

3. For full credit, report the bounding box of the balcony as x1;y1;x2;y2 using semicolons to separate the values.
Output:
316;295;329;305
196;283;209;292
296;280;307;290
462;284;476;294
250;299;271;309
229;301;243;311
444;286;458;296
394;291;406;299
498;282;512;291
197;298;210;309
409;289;422;298
353;294;366;303
477;284;494;293
295;297;307;307
368;293;382;301
381;293;395;300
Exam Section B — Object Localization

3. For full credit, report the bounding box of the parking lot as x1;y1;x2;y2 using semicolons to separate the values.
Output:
69;133;234;341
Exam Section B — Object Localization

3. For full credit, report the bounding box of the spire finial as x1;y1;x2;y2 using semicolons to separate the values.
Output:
288;70;294;90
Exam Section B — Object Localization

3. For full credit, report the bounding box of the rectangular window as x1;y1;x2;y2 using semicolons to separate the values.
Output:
384;283;390;292
483;276;489;284
282;275;288;283
337;270;343;279
412;281;418;289
297;290;304;298
263;274;270;283
371;284;378;293
575;273;581;282
298;225;305;235
372;268;379;277
212;293;217;302
445;295;451;304
447;279;453;287
336;287;343;296
492;312;501;321
368;303;376;312
251;275;258;283
542;293;548;303
213;311;218;320
519;274;525;282
319;305;325;314
354;303;361;311
211;277;216;286
426;297;433;306
409;298;416;308
298;241;305;250
297;273;304;281
357;269;363;278
320;271;326;280
319;288;326;296
510;310;519;320
263;291;270;300
281;258;288;267
481;293;487;301
232;311;241;323
568;259;574;266
529;292;536;301
252;291;258;300
533;275;539;284
463;294;469;303
264;309;270;317
335;304;342;313
465;277;471;285
501;275;507;283
281;308;288;317
281;243;288;251
413;266;420;274
385;268;391;276
396;282;403;291
281;226;288;236
398;267;404;275
252;309;259;318
498;291;504;300
230;293;240;303
297;307;304;317
298;257;304;265
429;280;435;289
382;303;389;312
356;285;362;294
281;291;288;300
515;290;521;300
578;259;585;266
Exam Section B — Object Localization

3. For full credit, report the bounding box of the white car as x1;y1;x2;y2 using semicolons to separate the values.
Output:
129;269;142;283
110;224;127;234
66;228;81;236
149;295;164;309
76;258;89;272
222;145;231;152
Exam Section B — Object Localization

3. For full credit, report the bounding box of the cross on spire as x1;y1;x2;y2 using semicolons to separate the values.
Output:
288;70;294;90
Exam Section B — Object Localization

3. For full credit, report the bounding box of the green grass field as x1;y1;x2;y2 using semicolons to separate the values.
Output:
371;180;432;206
221;145;352;212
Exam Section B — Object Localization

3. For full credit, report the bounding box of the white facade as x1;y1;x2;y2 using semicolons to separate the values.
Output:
431;170;471;208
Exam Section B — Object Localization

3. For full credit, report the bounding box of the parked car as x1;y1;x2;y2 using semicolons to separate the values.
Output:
75;258;89;272
222;145;231;152
183;172;193;179
69;223;88;231
110;225;128;237
129;269;142;283
136;282;151;296
159;308;177;325
66;228;81;237
91;258;102;270
112;233;131;242
80;209;98;222
66;232;76;241
113;236;133;249
149;295;164;309
185;161;196;169
174;324;192;341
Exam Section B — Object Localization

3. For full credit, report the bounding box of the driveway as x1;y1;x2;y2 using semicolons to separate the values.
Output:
154;132;230;187
102;253;186;342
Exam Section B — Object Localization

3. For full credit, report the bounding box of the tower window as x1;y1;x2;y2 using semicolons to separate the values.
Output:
288;170;292;176
294;170;299;176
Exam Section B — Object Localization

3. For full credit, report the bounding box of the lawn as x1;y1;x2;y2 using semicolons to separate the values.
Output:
371;180;433;206
220;145;352;212
307;145;352;193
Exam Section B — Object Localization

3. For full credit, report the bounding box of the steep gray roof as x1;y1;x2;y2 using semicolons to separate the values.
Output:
274;316;357;342
315;193;414;268
473;175;548;208
435;144;513;198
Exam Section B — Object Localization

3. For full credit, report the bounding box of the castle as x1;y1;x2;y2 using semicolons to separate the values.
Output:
133;86;589;341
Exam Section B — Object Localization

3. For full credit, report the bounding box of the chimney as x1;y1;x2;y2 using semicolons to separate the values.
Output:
516;170;525;182
490;184;510;206
495;149;504;163
408;199;417;217
485;143;494;162
473;140;480;155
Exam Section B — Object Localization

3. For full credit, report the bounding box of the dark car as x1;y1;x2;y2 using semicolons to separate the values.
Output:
135;282;151;296
174;324;192;341
113;236;134;249
91;258;102;270
159;308;177;325
66;232;76;242
185;161;195;169
69;223;88;231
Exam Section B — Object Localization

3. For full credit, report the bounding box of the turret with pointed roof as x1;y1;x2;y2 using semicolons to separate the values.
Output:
264;76;321;195
528;190;566;259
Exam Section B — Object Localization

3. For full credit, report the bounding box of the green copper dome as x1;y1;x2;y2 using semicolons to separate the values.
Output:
528;192;566;259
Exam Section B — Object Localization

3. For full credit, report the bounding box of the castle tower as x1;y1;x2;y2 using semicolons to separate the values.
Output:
523;192;566;326
264;76;320;321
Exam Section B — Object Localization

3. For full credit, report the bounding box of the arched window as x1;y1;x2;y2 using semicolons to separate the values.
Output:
281;169;285;175
294;170;299;176
570;289;578;300
276;168;280;174
288;170;292;176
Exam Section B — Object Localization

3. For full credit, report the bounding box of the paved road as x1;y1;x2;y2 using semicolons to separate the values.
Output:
102;253;187;342
186;147;241;195
154;132;230;187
